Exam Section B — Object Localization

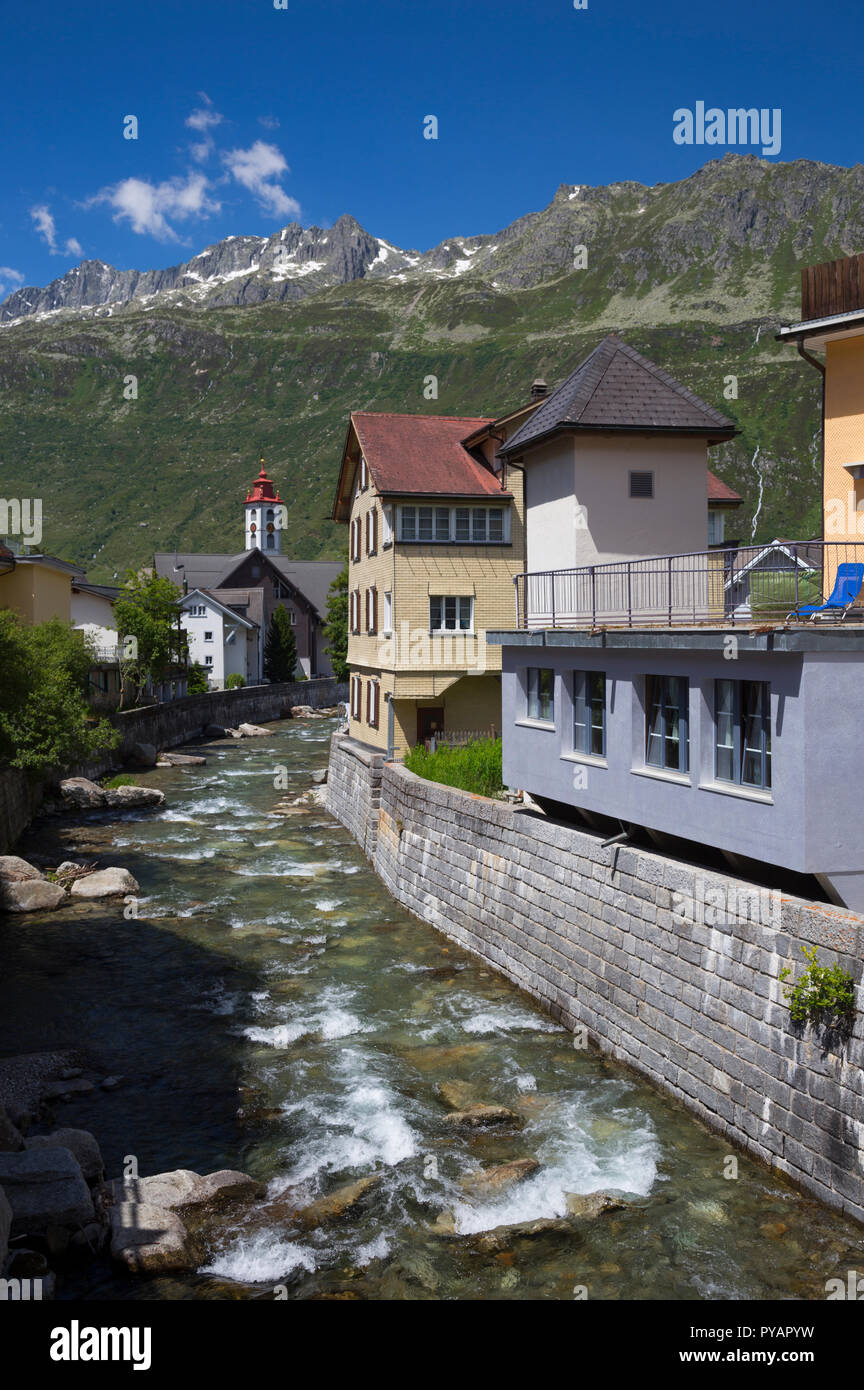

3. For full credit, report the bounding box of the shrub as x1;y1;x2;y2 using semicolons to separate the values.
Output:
187;663;210;694
323;563;349;682
264;606;297;682
779;945;856;1031
403;736;503;798
225;673;246;689
102;774;139;789
0;612;117;776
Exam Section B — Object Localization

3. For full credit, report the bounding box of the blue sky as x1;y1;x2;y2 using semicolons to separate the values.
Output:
1;0;861;301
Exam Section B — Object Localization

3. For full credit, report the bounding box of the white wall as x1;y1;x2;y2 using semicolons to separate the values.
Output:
71;591;118;652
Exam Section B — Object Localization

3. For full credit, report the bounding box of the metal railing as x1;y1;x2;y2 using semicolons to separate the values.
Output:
514;541;864;629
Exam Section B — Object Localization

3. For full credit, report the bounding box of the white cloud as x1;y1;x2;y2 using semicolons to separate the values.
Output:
221;141;299;219
90;173;221;241
0;266;25;299
30;205;82;257
185;97;223;133
258;114;280;130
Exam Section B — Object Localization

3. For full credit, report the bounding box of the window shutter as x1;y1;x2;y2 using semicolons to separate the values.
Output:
372;587;378;634
366;680;371;723
371;509;377;553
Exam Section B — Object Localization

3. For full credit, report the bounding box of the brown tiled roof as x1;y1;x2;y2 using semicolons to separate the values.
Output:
707;470;742;503
500;335;737;454
351;412;506;498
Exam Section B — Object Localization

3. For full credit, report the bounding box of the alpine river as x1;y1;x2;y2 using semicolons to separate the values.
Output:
3;716;863;1300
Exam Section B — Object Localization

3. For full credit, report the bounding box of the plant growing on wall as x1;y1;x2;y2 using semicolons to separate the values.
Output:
779;945;856;1031
323;563;349;682
263;606;297;683
225;673;246;689
187;663;210;694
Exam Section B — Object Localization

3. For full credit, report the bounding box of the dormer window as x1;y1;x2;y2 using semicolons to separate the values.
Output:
360;456;369;491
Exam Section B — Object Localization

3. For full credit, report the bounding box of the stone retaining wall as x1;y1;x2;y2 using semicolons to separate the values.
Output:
326;732;864;1223
0;678;347;853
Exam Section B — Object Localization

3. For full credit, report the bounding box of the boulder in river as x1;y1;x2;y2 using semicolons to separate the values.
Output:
126;742;158;768
26;1129;104;1184
443;1104;524;1130
237;722;270;738
58;777;106;809
565;1190;630;1220
0;855;43;882
460;1158;540;1196
110;1202;193;1273
1;879;67;913
157;752;206;767
267;1174;382;1231
109;1168;262;1214
70;868;139;899
290;705;315;718
0;1147;95;1236
102;785;165;809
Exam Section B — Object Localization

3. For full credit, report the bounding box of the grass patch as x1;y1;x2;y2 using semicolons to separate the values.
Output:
403;737;503;798
102;773;139;789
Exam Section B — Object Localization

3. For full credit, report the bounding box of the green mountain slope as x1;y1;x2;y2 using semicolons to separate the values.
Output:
1;153;856;582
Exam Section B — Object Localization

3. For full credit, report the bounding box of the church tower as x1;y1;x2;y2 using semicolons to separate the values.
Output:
244;460;284;554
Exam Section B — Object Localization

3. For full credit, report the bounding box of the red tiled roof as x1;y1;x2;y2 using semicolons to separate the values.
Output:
707;469;742;502
351;412;507;498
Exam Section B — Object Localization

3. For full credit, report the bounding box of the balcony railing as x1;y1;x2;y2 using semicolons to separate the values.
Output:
514;541;864;630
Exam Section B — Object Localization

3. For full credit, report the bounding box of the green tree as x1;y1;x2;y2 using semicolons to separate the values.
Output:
0;612;117;775
187;662;210;694
114;570;185;700
263;605;297;683
323;563;349;682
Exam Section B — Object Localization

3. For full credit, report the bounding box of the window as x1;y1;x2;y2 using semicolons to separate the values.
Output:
398;504;510;544
645;674;688;772
191;605;206;617
204;631;213;642
351;517;361;562
630;471;654;498
204;655;213;668
527;667;555;723
351;676;362;719
573;671;605;756
429;596;473;632
708;510;725;546
366;587;377;635
367;678;380;729
382;505;394;546
366;508;377;555
715;680;771;790
288;609;296;626
382;591;393;634
360;456;368;491
350;589;360;634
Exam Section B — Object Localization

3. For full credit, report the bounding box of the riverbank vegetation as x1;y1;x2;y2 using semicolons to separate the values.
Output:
0;612;117;774
403;736;503;797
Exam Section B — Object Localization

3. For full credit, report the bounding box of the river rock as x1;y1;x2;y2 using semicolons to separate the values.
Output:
0;1184;11;1269
70;868;139;899
109;1168;261;1213
158;752;206;766
290;705;315;718
127;742;158;768
0;1148;95;1236
58;777;106;809
109;1202;193;1273
26;1129;104;1183
460;1158;540;1196
41;1078;96;1102
565;1191;629;1220
437;1080;480;1110
102;785;165;809
0;1105;24;1152
237;723;269;738
1;879;67;913
470;1216;577;1252
443;1104;524;1129
0;855;43;882
269;1174;382;1231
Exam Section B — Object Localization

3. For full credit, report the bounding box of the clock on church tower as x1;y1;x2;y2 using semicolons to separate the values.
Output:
244;460;285;554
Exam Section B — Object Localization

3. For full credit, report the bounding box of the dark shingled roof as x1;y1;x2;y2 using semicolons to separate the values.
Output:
500;335;737;455
153;552;342;619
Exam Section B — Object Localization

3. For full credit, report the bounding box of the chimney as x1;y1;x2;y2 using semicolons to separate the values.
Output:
530;378;548;401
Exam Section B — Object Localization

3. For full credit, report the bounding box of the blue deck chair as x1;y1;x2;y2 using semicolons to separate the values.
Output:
787;562;864;621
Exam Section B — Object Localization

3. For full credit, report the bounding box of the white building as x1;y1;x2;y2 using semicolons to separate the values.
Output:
180;588;258;689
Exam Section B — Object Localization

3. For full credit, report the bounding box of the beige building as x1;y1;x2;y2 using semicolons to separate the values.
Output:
332;402;540;754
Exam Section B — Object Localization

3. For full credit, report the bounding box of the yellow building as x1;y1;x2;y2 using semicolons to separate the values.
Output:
0;552;82;624
778;253;864;587
331;400;541;754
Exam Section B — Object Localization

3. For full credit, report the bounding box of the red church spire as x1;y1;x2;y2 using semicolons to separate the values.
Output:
245;458;283;504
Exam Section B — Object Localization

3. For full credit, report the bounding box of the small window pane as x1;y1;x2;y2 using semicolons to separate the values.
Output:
455;508;470;542
401;507;416;540
435;507;451;541
418;507;434;540
528;667;554;723
472;510;487;542
488;508;504;542
458;597;472;630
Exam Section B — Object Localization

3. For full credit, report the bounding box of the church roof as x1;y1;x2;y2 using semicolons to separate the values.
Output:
245;461;283;505
153;551;342;620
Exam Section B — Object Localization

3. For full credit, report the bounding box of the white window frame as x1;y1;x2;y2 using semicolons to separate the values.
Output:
429;595;474;633
382;590;393;635
382;505;393;547
397;503;510;544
